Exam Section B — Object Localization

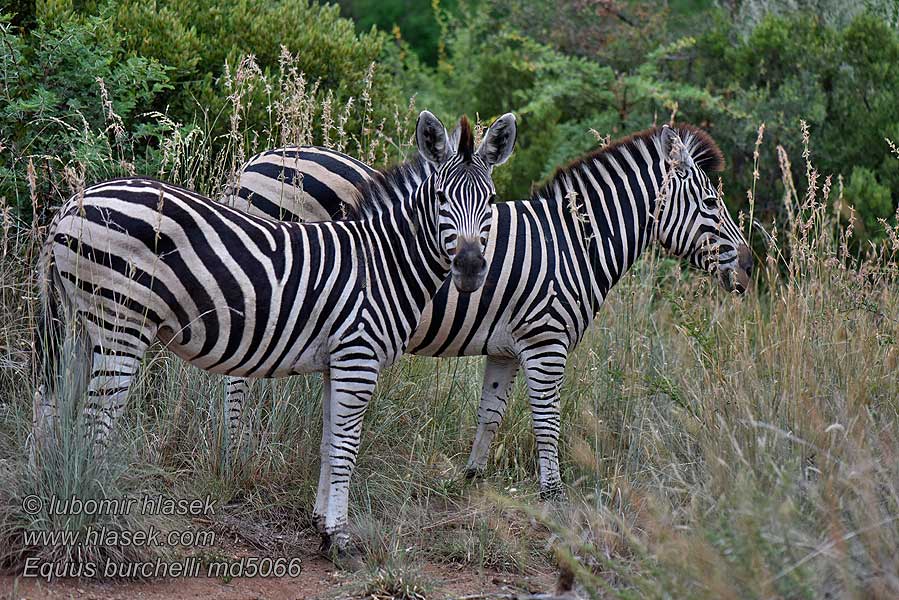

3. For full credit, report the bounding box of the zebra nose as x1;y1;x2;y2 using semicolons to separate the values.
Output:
738;244;753;274
451;240;488;293
452;244;486;274
732;244;753;293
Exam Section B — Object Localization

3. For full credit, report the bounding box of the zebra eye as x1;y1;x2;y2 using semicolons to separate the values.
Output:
702;196;719;209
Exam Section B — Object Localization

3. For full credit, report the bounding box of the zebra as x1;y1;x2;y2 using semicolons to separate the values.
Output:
219;124;753;499
32;110;518;553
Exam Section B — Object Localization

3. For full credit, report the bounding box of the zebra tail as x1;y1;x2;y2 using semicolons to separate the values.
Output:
34;249;62;394
34;214;67;392
32;219;92;448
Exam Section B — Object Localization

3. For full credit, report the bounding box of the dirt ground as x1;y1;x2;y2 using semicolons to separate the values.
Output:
1;533;556;600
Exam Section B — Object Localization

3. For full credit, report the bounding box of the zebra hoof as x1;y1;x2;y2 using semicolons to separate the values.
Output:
319;530;356;565
539;483;568;502
312;513;327;534
464;466;486;481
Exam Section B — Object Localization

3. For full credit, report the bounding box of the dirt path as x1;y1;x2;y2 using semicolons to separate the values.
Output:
2;534;555;599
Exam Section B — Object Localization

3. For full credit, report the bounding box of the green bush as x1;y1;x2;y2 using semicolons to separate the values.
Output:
0;13;170;214
685;12;899;225
109;0;400;141
337;0;457;66
398;3;733;199
0;0;416;217
842;166;893;242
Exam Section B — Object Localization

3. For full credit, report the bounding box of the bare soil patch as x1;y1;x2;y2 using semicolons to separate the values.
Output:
2;533;555;599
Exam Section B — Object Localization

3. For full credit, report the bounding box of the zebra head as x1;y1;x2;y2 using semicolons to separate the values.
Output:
655;125;753;294
416;110;517;292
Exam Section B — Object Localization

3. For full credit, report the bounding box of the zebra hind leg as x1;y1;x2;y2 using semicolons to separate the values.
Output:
83;349;144;457
464;356;519;479
31;304;91;465
521;347;567;500
224;376;253;459
30;384;58;466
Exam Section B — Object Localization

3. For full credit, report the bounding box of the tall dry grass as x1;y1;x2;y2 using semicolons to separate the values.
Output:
532;124;899;599
0;58;897;599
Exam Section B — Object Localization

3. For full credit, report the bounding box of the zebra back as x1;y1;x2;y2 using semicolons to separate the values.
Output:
223;146;433;223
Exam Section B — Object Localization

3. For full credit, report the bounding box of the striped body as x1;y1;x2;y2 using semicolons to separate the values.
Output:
222;126;751;495
48;178;445;379
224;146;429;222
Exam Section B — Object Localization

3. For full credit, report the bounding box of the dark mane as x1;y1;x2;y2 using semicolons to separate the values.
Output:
537;123;725;199
458;116;474;162
347;154;430;220
674;124;725;172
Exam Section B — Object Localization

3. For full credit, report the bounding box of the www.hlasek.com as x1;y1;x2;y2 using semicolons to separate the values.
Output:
21;494;302;581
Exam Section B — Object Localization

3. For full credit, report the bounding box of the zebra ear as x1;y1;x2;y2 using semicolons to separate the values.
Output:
416;110;451;166
661;125;694;172
477;112;517;170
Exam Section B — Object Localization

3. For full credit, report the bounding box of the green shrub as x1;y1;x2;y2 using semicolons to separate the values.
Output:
109;0;401;142
685;12;899;225
0;13;171;214
338;0;457;66
842;166;893;242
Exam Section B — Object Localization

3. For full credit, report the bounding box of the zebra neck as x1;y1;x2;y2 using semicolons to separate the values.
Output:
364;187;449;315
392;153;437;204
352;152;437;218
559;142;664;311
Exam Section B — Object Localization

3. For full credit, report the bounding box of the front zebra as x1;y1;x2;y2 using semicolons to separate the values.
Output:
220;124;753;498
33;110;518;553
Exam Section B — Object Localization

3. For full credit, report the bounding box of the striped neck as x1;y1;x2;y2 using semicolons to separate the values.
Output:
348;152;436;220
360;170;450;315
543;134;665;312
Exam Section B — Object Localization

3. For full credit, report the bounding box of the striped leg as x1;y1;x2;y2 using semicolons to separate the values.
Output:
224;377;252;453
83;349;143;453
313;371;332;533
320;359;378;554
521;347;567;499
464;356;519;478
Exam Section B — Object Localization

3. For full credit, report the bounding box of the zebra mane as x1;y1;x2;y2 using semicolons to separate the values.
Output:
347;153;431;220
346;117;475;219
458;116;474;162
538;124;725;199
667;124;725;172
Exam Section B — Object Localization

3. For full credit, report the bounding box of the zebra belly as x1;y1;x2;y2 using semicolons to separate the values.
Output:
162;285;365;379
160;325;333;378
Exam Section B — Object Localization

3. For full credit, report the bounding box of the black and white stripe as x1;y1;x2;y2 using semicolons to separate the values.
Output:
219;124;752;497
33;111;518;552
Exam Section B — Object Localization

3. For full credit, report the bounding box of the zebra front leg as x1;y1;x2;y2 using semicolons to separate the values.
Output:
521;347;567;500
465;356;519;479
320;362;378;557
224;376;252;456
313;372;332;534
83;349;142;456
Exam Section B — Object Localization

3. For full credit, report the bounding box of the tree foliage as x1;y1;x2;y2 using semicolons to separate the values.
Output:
1;0;897;245
684;12;899;241
0;13;170;211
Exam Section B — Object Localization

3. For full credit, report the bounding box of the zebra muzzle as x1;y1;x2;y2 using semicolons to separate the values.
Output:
721;244;753;294
451;241;488;293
